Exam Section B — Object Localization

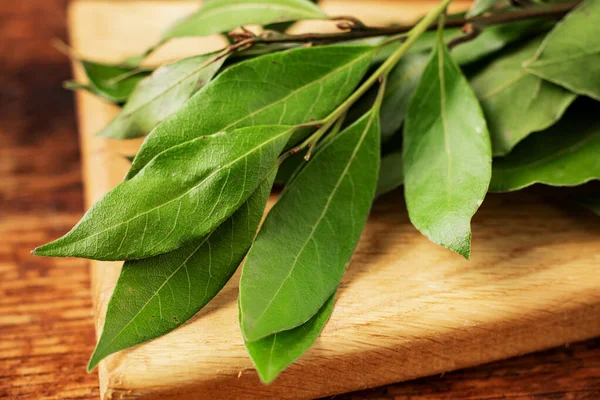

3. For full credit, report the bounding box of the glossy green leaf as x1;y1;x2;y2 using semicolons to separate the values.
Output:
78;61;151;103
245;292;335;384
99;54;225;140
127;46;374;179
403;31;492;259
375;22;549;134
452;19;552;65
274;151;305;185
33;125;294;261
525;0;600;101
490;103;600;192
470;37;576;156
402;19;548;66
376;152;403;197
240;109;380;342
380;52;429;142
162;0;326;40
88;171;276;371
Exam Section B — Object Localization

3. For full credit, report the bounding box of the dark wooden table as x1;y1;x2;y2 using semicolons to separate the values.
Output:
1;1;599;399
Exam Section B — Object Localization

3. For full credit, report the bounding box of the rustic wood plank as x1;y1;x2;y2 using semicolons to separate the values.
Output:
0;2;100;399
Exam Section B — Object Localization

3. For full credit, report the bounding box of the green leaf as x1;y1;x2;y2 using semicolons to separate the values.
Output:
127;46;374;179
380;52;429;142
33;125;294;261
490;102;600;192
240;109;380;342
525;0;600;101
274;151;306;185
376;152;403;197
78;61;151;103
403;31;492;259
98;54;225;140
162;0;326;40
451;19;553;65
245;292;335;384
88;170;276;371
277;151;403;198
401;19;548;66
466;0;505;17
470;36;576;156
374;22;550;132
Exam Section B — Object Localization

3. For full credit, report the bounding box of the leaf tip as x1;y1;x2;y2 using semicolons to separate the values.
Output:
31;244;51;257
457;246;471;260
87;341;109;373
256;365;280;385
87;353;100;373
450;233;472;260
31;239;69;258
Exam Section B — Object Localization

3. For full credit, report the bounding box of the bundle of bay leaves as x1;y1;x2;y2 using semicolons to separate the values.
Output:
34;0;599;383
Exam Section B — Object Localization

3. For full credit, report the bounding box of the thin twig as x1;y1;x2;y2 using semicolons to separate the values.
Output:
231;1;578;46
448;23;482;50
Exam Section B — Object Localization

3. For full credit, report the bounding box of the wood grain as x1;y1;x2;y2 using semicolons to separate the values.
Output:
1;1;599;399
69;1;600;399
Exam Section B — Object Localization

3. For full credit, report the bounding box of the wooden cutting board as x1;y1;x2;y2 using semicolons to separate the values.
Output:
68;1;600;399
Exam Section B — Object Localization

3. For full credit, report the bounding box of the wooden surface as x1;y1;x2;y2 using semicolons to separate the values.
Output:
1;1;600;399
71;1;600;399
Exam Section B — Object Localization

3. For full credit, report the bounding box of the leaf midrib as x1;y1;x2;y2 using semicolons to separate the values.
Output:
478;71;527;101
438;41;453;205
244;110;377;337
494;129;600;173
384;59;427;100
129;48;373;177
94;234;211;357
221;50;373;132
120;55;218;120
95;163;279;360
528;49;600;68
64;127;293;249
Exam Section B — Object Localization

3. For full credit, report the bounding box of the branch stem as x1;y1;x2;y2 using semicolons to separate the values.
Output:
248;1;578;45
287;0;454;157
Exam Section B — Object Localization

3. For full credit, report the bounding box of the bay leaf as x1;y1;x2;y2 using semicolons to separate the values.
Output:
162;0;326;40
490;102;600;191
525;0;600;101
127;45;374;179
375;20;549;143
470;36;576;156
274;151;306;185
77;61;150;103
245;292;335;384
376;152;404;197
277;150;403;198
380;52;429;142
240;108;380;342
466;0;506;17
452;19;552;66
88;170;276;371
402;19;548;66
99;54;225;140
403;30;492;259
33;125;294;261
